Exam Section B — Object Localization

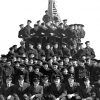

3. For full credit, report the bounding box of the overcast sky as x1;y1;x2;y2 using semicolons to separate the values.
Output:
0;0;100;59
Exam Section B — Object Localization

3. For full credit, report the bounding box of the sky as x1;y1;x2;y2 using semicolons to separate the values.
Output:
0;0;100;59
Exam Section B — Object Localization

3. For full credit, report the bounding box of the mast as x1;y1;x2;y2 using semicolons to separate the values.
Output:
48;0;61;22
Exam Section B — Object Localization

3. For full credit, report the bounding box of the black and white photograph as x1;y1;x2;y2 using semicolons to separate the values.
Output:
0;0;100;100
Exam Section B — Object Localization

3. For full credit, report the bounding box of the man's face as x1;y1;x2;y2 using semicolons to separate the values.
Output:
73;61;77;66
62;45;66;48
29;44;33;49
15;63;20;68
7;61;11;66
79;62;84;67
86;42;90;47
19;80;24;87
46;45;50;49
29;66;33;72
54;79;60;85
59;61;63;66
13;57;17;62
29;54;35;58
41;57;46;61
29;59;34;64
53;65;58;70
71;26;74;30
53;56;57;61
86;59;91;65
63;21;67;25
2;58;7;62
34;26;39;30
6;80;12;87
44;64;49;69
34;81;39;87
35;68;39;73
84;80;90;86
68;78;74;85
54;44;58;48
63;69;68;75
74;25;77;30
45;11;48;15
25;58;29;63
20;25;24;29
27;21;31;26
37;44;42;49
64;58;69;63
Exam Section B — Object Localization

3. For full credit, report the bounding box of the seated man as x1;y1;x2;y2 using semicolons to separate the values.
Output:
48;75;67;100
28;78;43;100
0;77;15;99
66;76;81;100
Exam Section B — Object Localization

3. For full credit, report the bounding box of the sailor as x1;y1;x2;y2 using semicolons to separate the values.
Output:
48;75;67;100
24;20;32;39
42;10;50;24
84;41;95;59
62;42;71;58
63;19;69;30
14;75;30;100
28;77;43;100
18;24;27;41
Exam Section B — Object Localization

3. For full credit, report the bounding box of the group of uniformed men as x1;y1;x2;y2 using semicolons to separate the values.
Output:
18;10;85;49
0;10;100;100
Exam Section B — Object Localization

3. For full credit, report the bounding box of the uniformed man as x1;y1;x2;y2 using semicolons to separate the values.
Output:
42;10;50;24
16;41;26;55
76;43;85;60
44;43;54;60
53;42;63;57
14;75;30;100
84;41;95;59
75;59;90;85
63;19;69;30
94;77;100;99
28;78;43;100
41;75;51;100
3;60;14;83
0;77;15;99
77;24;85;39
30;24;42;43
27;44;38;59
62;42;71;58
49;75;67;100
18;24;28;41
66;76;81;100
24;20;32;48
24;20;32;38
70;44;77;59
37;43;45;60
57;23;65;46
78;77;95;100
37;20;41;27
65;24;76;47
33;66;43;80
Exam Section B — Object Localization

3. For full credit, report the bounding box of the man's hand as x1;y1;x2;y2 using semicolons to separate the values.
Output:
56;98;60;100
67;94;75;99
30;95;35;100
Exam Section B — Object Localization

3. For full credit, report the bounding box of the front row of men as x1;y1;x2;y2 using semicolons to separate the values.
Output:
1;74;100;100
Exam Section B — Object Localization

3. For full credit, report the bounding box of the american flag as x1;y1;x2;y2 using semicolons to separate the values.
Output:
48;0;61;22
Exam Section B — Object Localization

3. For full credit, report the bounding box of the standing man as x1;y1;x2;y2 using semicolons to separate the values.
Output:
24;20;32;39
84;41;95;59
42;10;50;24
24;20;32;48
63;19;69;30
18;24;27;41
